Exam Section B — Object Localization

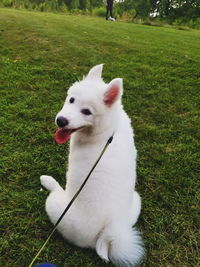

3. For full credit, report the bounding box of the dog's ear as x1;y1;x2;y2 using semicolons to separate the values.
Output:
104;78;123;107
85;64;103;80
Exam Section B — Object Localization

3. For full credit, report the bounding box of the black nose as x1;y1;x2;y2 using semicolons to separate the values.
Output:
56;116;69;128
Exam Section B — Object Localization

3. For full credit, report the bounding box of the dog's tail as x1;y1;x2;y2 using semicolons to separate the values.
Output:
96;224;144;266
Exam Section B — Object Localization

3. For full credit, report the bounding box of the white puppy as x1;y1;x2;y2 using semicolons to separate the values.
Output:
40;64;144;266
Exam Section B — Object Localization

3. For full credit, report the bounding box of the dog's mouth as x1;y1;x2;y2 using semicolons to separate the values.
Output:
55;127;83;144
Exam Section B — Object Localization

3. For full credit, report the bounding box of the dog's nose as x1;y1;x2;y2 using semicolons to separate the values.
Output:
56;116;69;128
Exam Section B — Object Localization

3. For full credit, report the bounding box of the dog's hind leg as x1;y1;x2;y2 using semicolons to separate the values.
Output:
40;175;63;192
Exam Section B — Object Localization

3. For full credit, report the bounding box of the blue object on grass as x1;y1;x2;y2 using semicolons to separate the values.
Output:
37;264;57;267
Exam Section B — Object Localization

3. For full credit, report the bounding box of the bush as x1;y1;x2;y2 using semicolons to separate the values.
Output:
172;17;200;30
92;7;105;17
59;3;68;13
2;0;13;7
92;6;120;19
187;18;200;29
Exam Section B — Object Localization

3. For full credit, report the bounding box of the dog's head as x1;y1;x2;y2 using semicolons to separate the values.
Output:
55;64;123;143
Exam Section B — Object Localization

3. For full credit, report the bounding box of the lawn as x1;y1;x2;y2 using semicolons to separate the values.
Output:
0;8;199;267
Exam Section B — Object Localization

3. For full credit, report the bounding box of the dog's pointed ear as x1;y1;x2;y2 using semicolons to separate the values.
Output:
85;64;103;80
104;78;123;107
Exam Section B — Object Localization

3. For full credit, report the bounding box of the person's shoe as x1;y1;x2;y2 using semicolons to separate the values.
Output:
108;16;115;21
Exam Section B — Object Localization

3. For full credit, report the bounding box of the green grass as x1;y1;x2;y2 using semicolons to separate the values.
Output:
0;8;199;267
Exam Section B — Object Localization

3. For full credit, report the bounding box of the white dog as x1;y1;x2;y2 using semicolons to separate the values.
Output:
40;64;144;266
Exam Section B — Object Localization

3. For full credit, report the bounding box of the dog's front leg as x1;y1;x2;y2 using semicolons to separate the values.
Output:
40;175;69;227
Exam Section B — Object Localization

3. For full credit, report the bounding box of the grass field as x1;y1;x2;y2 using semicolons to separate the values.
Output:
0;8;199;267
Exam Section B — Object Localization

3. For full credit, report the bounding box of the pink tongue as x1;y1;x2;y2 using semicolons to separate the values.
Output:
55;128;72;144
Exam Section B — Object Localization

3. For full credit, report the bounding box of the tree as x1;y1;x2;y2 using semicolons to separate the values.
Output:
116;0;151;18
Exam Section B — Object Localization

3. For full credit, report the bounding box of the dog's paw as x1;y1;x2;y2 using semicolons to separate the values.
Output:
40;175;60;192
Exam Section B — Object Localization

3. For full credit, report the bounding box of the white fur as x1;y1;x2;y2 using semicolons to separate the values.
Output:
40;64;145;266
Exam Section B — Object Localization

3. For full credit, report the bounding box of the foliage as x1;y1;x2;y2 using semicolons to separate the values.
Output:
92;6;119;18
92;6;105;17
2;0;13;7
157;0;200;19
115;1;136;20
0;0;200;27
172;16;200;29
0;0;103;10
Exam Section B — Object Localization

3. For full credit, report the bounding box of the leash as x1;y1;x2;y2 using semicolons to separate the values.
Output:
29;135;114;267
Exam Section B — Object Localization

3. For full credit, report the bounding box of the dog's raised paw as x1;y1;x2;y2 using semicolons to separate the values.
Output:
40;175;60;192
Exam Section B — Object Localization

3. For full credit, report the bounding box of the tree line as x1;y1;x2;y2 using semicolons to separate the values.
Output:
1;0;103;10
117;0;200;20
1;0;200;22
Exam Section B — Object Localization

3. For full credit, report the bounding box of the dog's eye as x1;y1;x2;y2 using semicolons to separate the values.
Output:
81;109;92;115
69;97;75;104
